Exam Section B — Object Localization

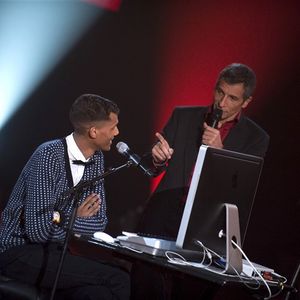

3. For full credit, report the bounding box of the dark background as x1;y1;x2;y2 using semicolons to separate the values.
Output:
0;1;299;297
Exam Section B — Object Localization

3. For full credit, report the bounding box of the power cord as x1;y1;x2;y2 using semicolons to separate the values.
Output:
164;250;210;268
193;238;286;299
164;241;214;268
231;239;272;300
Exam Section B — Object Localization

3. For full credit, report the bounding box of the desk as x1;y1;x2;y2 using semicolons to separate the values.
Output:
70;234;288;300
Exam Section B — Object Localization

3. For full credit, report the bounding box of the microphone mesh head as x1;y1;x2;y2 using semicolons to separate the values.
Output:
213;108;223;119
116;142;129;154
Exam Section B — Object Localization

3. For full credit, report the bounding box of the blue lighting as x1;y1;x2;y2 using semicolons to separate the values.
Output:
0;1;101;130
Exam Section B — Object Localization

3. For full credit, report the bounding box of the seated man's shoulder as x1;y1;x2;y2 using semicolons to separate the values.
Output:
32;139;64;162
37;139;63;152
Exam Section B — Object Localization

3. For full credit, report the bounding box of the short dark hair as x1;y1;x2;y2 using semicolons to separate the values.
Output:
215;63;256;100
69;94;119;133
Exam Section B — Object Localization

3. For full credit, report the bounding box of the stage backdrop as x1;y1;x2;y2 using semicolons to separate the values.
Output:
0;0;299;292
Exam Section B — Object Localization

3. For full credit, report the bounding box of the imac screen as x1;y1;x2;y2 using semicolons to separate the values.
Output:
176;145;264;259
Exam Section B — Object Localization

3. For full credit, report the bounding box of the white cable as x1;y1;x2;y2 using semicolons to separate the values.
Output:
194;239;265;292
231;239;272;300
194;240;243;277
164;241;273;299
195;238;280;299
192;240;212;267
165;251;189;265
165;250;210;268
164;241;213;268
193;240;214;268
163;239;281;300
271;272;287;283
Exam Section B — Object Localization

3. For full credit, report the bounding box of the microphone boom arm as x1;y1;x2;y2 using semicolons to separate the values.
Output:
64;160;132;197
50;160;132;300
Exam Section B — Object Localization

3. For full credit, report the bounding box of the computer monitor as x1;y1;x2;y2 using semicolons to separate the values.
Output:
176;145;264;274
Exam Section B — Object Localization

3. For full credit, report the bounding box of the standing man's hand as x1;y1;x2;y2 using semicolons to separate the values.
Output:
152;132;174;166
77;193;101;217
202;122;223;149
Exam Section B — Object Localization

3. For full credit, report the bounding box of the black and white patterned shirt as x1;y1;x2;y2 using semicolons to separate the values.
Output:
0;138;107;253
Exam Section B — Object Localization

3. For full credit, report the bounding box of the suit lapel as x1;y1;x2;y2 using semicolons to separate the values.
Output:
223;115;246;152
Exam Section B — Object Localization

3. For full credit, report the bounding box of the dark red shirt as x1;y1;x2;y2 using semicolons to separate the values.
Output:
181;111;241;204
219;112;241;141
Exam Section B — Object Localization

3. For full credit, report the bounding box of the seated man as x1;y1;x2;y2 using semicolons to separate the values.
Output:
0;94;130;300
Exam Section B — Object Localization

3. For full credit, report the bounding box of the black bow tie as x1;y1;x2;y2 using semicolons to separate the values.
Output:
72;160;95;166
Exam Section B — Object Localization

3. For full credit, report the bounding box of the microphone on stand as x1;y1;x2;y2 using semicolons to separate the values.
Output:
116;142;153;177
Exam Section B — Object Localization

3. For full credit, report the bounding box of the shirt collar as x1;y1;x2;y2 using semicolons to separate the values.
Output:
222;111;241;126
65;133;89;162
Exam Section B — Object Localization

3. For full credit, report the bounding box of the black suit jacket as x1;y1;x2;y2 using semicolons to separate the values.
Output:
138;106;269;238
155;106;269;193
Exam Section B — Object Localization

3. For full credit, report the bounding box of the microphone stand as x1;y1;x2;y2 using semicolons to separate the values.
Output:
49;161;132;300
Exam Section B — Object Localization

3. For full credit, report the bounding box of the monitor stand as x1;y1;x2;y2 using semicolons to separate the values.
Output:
221;203;243;275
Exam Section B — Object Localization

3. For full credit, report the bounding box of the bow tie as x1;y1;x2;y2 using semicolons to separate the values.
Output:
72;160;95;166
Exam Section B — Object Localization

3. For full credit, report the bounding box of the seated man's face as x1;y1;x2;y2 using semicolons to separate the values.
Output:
92;112;119;151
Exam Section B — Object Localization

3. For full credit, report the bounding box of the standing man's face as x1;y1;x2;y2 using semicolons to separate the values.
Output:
213;80;252;123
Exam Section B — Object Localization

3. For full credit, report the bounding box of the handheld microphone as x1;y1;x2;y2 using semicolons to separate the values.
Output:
116;142;153;177
206;107;223;128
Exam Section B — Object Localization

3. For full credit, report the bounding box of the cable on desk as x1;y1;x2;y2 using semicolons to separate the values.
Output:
165;251;190;266
194;239;286;297
164;241;213;268
231;239;272;300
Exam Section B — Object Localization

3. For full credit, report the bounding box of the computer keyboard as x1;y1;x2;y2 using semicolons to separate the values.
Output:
117;234;176;256
117;232;203;260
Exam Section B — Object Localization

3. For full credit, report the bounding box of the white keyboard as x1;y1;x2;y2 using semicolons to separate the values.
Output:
116;233;203;260
117;234;177;256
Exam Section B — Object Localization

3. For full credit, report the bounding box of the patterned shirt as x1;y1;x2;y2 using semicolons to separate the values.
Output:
0;138;108;253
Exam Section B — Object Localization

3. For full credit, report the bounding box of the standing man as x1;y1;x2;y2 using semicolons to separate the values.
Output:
0;94;130;300
138;63;270;239
131;63;270;300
